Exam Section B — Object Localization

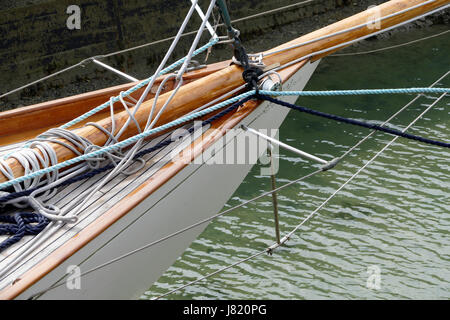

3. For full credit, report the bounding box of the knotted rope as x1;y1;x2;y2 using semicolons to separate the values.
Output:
0;212;49;252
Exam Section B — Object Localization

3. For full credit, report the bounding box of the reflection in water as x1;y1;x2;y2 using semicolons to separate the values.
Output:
144;25;450;300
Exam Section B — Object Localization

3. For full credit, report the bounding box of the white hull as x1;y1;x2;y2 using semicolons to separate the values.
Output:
15;60;320;299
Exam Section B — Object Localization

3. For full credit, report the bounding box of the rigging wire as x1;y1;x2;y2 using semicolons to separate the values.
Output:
249;0;438;59
0;0;204;221
0;0;219;280
25;169;324;299
0;0;445;102
330;29;450;56
0;0;317;101
3;1;447;196
66;0;218;219
268;4;450;74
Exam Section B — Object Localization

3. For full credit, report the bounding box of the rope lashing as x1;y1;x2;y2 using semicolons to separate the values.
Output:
1;87;448;199
255;93;450;148
0;212;49;252
215;0;264;91
1;87;448;195
0;90;256;193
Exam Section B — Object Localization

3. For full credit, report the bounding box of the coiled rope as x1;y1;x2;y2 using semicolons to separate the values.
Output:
0;213;49;252
0;94;254;206
0;0;222;252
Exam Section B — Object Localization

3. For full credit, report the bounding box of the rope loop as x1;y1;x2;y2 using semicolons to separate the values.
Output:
28;196;77;223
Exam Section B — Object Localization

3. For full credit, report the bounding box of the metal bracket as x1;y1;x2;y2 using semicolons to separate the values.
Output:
231;52;266;69
241;125;339;170
216;29;240;45
260;71;283;92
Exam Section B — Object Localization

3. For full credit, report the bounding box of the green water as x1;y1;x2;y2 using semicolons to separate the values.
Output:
144;25;450;300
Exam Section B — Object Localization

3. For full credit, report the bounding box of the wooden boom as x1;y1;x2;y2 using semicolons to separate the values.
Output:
1;0;448;183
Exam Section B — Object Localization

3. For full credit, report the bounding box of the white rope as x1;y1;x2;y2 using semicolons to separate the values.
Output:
67;0;217;218
0;0;205;217
99;0;317;58
185;4;449;117
0;0;318;101
1;0;448;294
1;0;443;102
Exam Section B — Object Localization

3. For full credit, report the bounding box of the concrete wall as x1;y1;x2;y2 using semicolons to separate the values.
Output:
0;0;351;104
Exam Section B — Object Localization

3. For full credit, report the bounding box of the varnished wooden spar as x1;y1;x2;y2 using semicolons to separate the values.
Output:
0;60;230;144
0;0;448;183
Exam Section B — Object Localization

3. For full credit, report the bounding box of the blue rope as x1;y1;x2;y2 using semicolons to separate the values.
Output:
256;93;450;148
0;212;49;252
258;88;450;96
1;87;448;201
3;86;448;190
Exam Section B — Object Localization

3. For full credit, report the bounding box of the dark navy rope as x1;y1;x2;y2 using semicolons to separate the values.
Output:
0;212;49;252
256;94;450;149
